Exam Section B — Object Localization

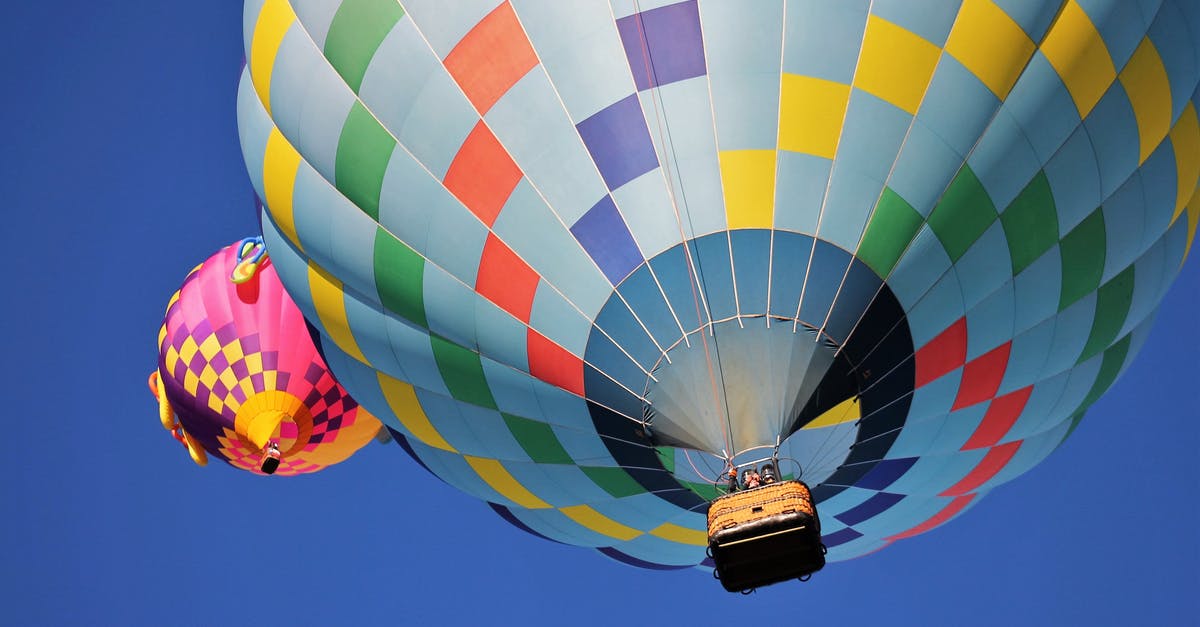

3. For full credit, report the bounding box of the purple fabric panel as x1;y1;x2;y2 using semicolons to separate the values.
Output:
822;527;863;547
853;457;918;490
576;94;659;189
571;195;644;284
834;491;905;526
616;0;706;90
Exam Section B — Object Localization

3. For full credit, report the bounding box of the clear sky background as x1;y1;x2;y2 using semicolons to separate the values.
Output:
2;3;1197;625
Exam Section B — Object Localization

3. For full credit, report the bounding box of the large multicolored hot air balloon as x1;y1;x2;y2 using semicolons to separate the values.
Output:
152;238;382;475
236;0;1200;567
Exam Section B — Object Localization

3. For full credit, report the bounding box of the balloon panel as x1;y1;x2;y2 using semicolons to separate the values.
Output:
239;0;1200;565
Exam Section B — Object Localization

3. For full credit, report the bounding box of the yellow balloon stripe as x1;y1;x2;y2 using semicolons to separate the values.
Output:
720;150;776;229
263;128;303;252
802;395;861;430
1040;0;1116;119
376;372;457;452
1168;103;1200;223
249;0;296;115
778;75;849;159
559;505;641;542
944;0;1035;100
1120;38;1173;166
306;261;368;364
854;15;941;116
464;457;551;509
649;521;707;546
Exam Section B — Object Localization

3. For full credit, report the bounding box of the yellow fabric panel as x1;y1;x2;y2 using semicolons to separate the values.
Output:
720;150;776;229
263;129;304;251
1169;103;1200;222
1183;186;1200;264
249;0;296;115
198;334;222;359
649;522;707;546
182;370;200;397
1039;0;1116;118
465;457;551;509
944;0;1035;99
778;75;850;159
243;352;263;375
198;365;219;391
291;408;381;466
177;336;199;372
306;261;368;363
801;395;861;429
854;15;941;115
377;372;457;452
1120;38;1173;165
559;505;642;542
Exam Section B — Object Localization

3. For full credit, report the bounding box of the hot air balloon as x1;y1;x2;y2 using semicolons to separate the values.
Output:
151;237;382;475
235;0;1200;574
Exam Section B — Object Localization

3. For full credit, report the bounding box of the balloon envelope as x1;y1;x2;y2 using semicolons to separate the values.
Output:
237;0;1200;565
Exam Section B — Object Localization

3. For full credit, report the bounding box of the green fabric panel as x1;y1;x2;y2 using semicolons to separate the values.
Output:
1000;171;1058;274
858;188;924;277
1060;410;1087;446
335;102;395;221
581;466;646;498
1078;333;1132;412
927;165;997;262
430;335;497;409
1058;209;1107;310
1078;265;1135;362
503;413;573;464
373;228;427;327
324;0;404;93
681;480;721;501
655;447;676;473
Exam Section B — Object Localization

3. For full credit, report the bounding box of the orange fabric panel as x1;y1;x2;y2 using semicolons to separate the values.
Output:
476;234;539;323
443;1;539;114
527;329;584;396
443;121;522;227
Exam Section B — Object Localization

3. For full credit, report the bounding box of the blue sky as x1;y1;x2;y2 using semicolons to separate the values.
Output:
2;3;1196;625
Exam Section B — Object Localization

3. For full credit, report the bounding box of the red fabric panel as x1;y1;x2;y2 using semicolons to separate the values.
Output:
443;122;522;227
443;1;538;114
475;234;538;323
961;385;1033;450
887;494;977;541
527;329;584;396
939;441;1022;496
951;341;1012;410
914;317;967;387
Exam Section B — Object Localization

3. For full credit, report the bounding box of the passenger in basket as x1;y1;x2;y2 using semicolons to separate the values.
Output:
742;468;762;489
759;463;777;484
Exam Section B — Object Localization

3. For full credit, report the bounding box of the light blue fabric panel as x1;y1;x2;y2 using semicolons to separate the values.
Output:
514;0;635;120
871;0;961;46
271;29;354;182
615;170;693;260
493;180;612;318
953;222;1013;313
767;232;812;319
486;71;609;224
774;152;832;235
593;296;664;371
553;423;620;464
988;420;1070;486
475;300;529;371
1045;125;1104;236
1040;294;1098;377
887;225;953;310
907;368;964;422
291;0;340;49
992;0;1063;40
423;267;481;351
617;266;685;350
358;18;478;178
528;282;595;359
999;317;1057;395
1148;1;1199;120
782;0;869;83
481;359;544;418
694;233;738;322
1126;240;1168;336
730;230;772;314
836;91;913;186
702;0;784;149
1082;85;1140;199
1006;369;1070;440
820;168;887;253
1005;52;1082;164
907;271;966;348
1046;353;1104;417
237;70;271;197
1100;176;1148;283
406;441;509;505
244;0;267;60
887;413;954;458
635;77;727;240
965;280;1016;361
887;120;964;218
918;56;1001;158
1011;245;1062;334
1077;0;1149;68
970;106;1043;213
400;0;503;57
884;452;977;497
506;508;619;547
1137;142;1181;251
497;463;591;508
421;189;489;286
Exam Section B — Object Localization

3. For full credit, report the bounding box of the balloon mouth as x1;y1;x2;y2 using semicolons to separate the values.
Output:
234;390;314;470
